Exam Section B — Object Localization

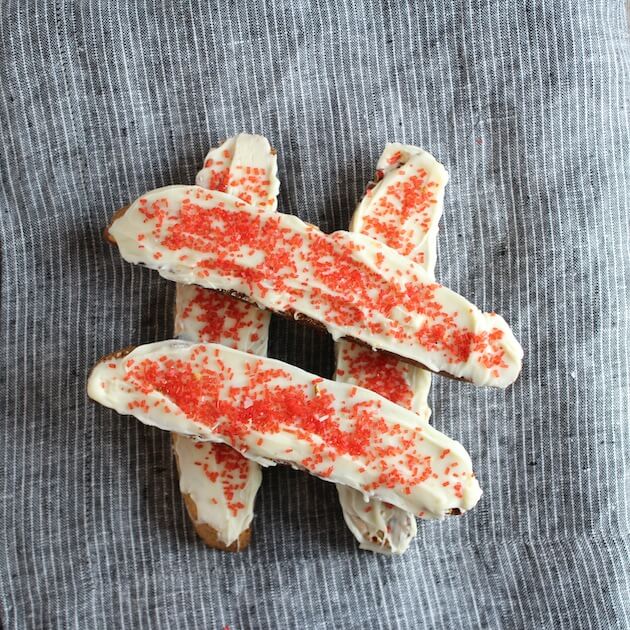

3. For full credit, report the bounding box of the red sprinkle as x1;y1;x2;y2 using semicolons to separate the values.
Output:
123;350;442;497
340;342;415;409
141;186;506;372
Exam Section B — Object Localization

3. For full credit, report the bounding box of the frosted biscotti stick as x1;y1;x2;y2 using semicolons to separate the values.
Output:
352;143;447;270
172;434;261;551
336;144;446;554
88;340;482;518
174;288;268;551
339;142;446;415
195;134;280;210
107;186;522;387
173;134;277;550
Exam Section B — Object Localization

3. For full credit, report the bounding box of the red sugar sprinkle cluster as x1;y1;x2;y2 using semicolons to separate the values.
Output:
207;168;230;192
361;164;438;264
228;164;274;208
136;191;506;372
202;154;231;192
122;352;467;504
337;343;415;410
179;287;266;348
201;154;274;208
194;443;251;516
138;197;168;239
161;197;303;294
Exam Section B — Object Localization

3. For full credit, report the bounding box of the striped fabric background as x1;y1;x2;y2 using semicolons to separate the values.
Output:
1;1;628;628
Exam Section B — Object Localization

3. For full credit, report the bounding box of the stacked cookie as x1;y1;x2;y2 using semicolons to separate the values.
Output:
89;134;522;554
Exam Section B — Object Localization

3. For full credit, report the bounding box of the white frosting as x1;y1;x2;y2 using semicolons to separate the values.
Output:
335;144;442;554
375;143;430;172
352;143;448;272
88;340;482;518
173;134;277;547
108;185;522;387
335;340;432;416
195;134;279;211
175;284;271;355
337;485;419;553
172;433;262;547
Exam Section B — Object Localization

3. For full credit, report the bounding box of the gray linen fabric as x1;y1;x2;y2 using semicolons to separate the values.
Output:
1;1;629;628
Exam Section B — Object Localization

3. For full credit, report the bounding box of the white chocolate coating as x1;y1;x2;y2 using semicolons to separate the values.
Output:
172;433;262;546
335;340;432;416
108;185;522;387
336;144;443;554
88;340;482;518
173;134;277;547
175;284;271;355
337;485;422;553
195;134;279;211
351;143;448;271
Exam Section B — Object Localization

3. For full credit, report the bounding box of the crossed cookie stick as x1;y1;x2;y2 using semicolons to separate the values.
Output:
89;134;523;553
173;135;278;551
174;136;435;553
176;137;442;553
105;188;521;386
335;143;447;553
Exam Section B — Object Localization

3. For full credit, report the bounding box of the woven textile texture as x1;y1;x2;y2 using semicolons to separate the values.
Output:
1;1;629;628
